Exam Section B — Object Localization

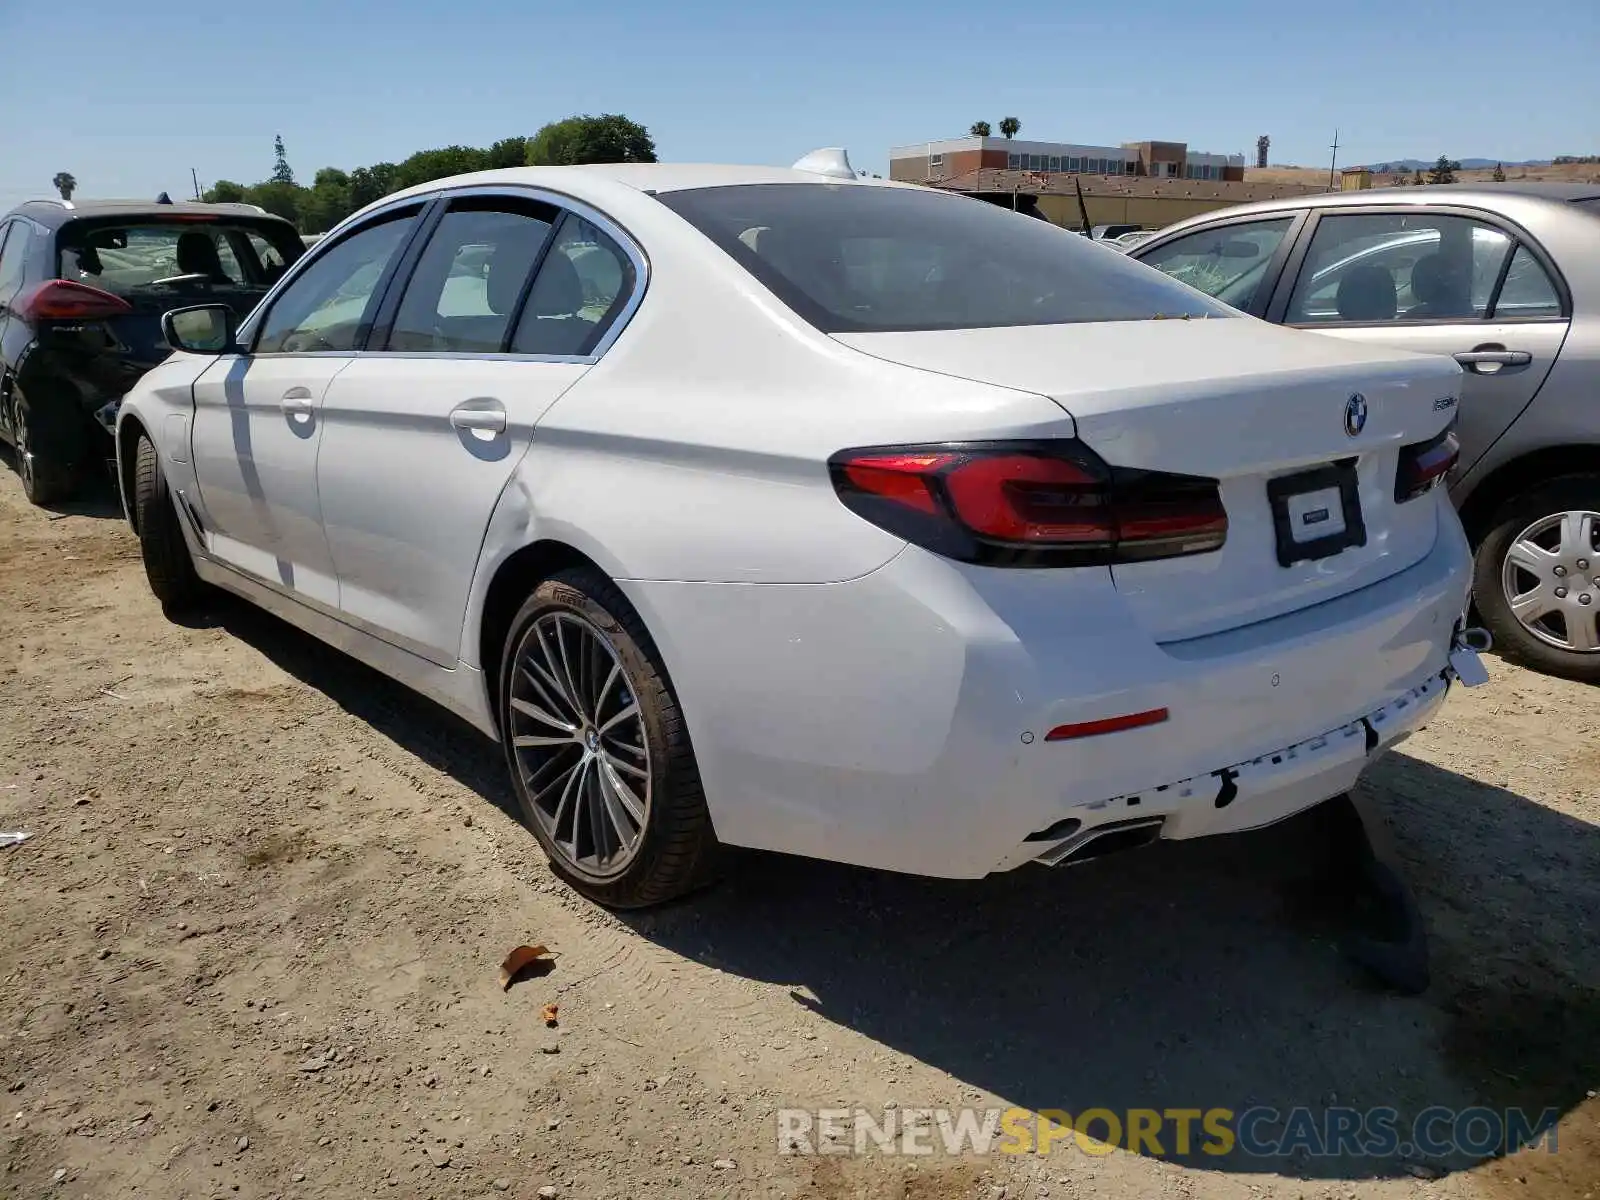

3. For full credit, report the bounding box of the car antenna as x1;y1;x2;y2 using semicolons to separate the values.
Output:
792;147;857;181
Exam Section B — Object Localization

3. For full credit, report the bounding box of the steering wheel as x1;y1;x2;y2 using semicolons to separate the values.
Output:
280;329;337;354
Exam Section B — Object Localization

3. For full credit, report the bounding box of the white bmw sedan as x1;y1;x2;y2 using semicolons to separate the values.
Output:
116;157;1482;908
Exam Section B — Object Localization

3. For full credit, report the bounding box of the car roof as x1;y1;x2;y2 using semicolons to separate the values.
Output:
375;162;915;210
1171;181;1599;224
5;198;286;230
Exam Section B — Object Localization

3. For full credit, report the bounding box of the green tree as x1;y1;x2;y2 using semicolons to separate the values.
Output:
347;163;399;210
969;120;992;138
526;114;657;166
485;137;530;169
1427;155;1460;185
998;116;1021;139
300;167;353;233
392;145;491;191
247;180;301;225
271;135;295;186
1492;161;1507;182
202;180;248;203
52;172;77;200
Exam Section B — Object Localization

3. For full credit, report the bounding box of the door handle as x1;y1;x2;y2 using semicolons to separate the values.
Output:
450;402;507;435
1454;348;1532;374
280;387;315;420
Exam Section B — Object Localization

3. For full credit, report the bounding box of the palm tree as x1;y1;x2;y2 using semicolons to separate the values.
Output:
999;117;1021;140
969;120;992;138
52;172;77;200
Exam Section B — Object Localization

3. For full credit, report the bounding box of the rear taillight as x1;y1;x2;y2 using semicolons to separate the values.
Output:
1395;425;1460;503
15;279;133;323
829;441;1228;567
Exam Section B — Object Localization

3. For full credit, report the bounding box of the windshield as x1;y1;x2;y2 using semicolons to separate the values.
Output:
57;219;302;299
657;183;1230;333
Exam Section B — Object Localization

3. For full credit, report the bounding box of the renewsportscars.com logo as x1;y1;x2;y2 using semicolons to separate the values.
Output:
777;1106;1561;1159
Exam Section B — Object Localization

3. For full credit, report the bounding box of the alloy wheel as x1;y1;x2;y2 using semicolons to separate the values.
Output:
507;612;651;877
12;402;34;494
1500;509;1600;654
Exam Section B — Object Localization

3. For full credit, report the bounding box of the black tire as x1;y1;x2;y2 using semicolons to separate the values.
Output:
11;389;80;506
497;567;718;908
132;434;205;614
1473;473;1600;684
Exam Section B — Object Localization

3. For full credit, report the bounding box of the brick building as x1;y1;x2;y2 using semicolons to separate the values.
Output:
889;136;1246;184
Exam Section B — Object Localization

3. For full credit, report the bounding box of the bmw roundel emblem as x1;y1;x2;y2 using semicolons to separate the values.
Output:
1344;393;1368;438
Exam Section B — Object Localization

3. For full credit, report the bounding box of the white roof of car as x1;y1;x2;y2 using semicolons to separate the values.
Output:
379;159;908;210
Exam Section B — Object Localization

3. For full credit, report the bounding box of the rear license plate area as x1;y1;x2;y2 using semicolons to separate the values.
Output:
1267;460;1366;567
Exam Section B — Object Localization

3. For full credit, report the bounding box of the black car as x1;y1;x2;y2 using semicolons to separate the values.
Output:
0;198;304;504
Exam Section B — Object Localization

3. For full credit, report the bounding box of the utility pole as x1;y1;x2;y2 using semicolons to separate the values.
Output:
1327;129;1340;191
191;168;201;200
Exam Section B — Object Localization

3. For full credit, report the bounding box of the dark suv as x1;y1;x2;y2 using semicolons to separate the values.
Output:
0;198;304;504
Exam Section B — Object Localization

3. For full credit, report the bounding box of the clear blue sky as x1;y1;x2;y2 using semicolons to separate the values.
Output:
1;0;1594;205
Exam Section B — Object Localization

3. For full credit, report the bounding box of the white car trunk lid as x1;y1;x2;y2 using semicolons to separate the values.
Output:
835;318;1464;641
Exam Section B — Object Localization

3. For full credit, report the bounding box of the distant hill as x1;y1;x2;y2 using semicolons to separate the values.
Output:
1353;158;1549;172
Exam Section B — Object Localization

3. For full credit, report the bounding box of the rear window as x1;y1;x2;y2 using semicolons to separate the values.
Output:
656;183;1230;333
57;220;303;298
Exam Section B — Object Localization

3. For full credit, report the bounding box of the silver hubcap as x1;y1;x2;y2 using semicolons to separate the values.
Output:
508;613;650;877
1501;509;1600;653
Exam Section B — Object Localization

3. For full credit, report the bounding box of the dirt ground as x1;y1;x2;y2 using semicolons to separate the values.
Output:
1;463;1596;1200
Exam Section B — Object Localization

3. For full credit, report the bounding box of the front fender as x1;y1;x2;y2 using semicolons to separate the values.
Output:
115;352;215;530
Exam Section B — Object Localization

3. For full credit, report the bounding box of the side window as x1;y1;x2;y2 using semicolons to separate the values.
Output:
245;231;290;283
255;208;420;354
1286;212;1511;325
510;214;636;357
1137;217;1293;310
386;198;556;353
1491;245;1563;319
0;223;29;305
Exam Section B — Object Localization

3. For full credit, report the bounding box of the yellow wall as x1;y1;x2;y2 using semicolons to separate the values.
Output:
1036;193;1251;231
1340;169;1373;191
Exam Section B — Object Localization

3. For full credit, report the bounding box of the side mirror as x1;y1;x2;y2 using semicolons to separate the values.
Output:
162;304;238;354
1218;239;1262;259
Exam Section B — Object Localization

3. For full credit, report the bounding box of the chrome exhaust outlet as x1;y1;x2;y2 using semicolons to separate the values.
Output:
1034;816;1165;867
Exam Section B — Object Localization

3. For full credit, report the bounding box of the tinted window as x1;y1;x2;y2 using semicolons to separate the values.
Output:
0;223;26;303
387;199;556;353
255;208;419;354
1491;245;1563;319
658;183;1229;333
1286;212;1512;325
57;221;302;297
1137;217;1294;310
509;214;635;356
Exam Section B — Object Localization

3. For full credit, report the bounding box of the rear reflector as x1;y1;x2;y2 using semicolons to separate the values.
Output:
1045;707;1170;741
829;440;1226;568
15;279;133;323
1395;424;1460;503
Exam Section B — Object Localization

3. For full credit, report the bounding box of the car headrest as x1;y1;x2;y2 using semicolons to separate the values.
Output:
1408;253;1459;306
176;231;223;279
1335;264;1397;322
485;234;543;316
528;250;583;318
